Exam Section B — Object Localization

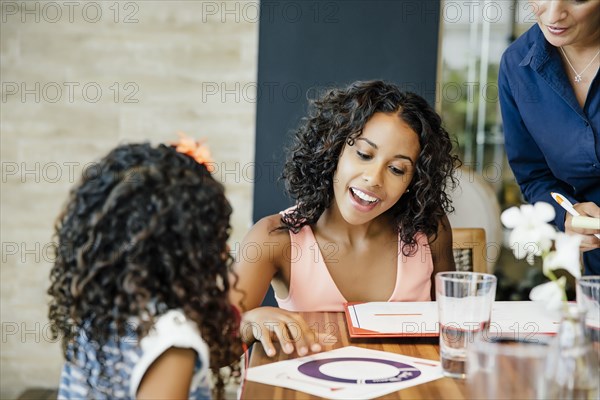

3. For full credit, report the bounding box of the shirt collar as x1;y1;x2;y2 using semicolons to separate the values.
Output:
519;24;553;71
518;25;589;119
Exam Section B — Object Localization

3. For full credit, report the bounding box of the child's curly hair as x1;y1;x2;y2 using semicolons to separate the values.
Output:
48;143;240;398
281;80;460;255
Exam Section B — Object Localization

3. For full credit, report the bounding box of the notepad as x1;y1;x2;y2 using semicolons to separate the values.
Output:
344;301;560;339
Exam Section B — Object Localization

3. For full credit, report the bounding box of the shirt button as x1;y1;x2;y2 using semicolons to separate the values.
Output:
584;121;590;127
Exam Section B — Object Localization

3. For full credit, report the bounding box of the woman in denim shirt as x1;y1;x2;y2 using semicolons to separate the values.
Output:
498;0;600;274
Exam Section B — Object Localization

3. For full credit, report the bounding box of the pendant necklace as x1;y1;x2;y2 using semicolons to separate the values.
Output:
560;47;600;83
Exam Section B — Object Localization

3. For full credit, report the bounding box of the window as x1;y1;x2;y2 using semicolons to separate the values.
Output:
439;0;534;206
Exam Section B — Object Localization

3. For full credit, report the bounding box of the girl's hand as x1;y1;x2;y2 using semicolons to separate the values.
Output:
240;307;323;357
566;202;600;252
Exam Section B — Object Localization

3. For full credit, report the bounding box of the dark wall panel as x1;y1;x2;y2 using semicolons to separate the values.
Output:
254;0;441;222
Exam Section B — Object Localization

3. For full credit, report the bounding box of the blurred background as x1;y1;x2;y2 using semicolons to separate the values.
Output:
1;0;539;397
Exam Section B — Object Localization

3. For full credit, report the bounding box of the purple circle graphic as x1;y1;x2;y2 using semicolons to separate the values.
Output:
297;357;421;384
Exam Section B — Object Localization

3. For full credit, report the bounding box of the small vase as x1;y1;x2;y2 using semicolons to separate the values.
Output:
546;304;600;399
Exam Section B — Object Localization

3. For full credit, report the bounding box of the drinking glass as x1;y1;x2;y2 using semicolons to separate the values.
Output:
576;276;600;352
466;336;550;399
435;271;497;378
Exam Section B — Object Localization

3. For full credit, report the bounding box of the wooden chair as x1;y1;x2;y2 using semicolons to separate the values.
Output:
452;228;487;273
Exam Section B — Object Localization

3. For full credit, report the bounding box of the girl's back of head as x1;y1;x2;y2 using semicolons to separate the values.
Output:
48;142;239;396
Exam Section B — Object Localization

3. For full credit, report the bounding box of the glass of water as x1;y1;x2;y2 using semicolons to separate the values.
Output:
435;271;497;379
576;276;600;353
466;336;550;399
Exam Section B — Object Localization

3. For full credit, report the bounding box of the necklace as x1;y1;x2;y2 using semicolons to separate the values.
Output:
560;47;600;83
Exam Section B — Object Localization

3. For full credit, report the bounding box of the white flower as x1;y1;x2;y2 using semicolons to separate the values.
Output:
543;232;583;279
501;203;557;264
529;276;567;311
502;201;585;312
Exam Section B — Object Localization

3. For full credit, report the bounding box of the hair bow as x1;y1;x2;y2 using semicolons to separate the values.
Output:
172;132;215;172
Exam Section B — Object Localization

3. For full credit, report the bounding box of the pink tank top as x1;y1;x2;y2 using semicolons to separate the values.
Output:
275;224;433;312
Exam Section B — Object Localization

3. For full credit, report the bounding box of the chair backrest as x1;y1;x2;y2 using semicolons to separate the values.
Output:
452;228;487;273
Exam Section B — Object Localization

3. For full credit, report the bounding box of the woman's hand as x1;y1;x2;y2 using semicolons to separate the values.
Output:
566;202;600;251
240;307;322;357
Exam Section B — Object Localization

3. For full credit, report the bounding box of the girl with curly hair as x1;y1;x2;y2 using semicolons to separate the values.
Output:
232;80;459;357
48;141;241;399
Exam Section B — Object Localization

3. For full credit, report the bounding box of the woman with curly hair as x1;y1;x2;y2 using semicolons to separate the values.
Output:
48;140;241;399
232;80;459;358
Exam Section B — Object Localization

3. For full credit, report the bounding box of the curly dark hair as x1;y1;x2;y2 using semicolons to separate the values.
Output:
48;143;240;398
281;80;460;255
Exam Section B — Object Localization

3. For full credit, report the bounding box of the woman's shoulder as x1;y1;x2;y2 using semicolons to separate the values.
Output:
246;213;291;244
239;213;293;274
253;213;285;232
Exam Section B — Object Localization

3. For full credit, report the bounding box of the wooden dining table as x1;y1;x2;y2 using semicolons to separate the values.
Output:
241;311;468;399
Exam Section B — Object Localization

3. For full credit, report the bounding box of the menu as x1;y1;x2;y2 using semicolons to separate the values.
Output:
344;301;560;339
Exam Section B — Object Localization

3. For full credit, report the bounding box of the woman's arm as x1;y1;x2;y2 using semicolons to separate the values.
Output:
498;56;600;252
498;55;572;231
229;215;321;357
429;215;455;300
229;215;282;311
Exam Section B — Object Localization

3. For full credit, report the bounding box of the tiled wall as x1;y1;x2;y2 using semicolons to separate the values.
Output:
1;2;258;397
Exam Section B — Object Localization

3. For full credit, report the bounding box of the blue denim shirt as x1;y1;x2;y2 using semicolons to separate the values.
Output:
499;24;600;274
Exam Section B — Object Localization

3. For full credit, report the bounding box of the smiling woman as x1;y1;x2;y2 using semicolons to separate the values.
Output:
230;80;460;359
333;113;420;226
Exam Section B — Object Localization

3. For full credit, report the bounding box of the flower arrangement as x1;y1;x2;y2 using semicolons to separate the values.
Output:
501;202;583;310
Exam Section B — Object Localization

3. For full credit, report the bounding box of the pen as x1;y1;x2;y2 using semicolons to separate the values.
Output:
551;192;600;239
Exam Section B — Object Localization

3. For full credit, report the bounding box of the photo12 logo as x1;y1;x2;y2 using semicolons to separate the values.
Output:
1;1;139;24
1;82;140;104
200;1;340;24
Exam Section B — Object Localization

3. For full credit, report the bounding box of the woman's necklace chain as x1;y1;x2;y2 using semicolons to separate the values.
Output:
560;47;600;83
